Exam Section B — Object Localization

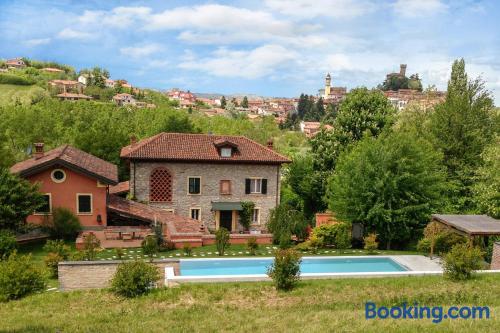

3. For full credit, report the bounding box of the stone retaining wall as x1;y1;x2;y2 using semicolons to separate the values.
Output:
491;242;500;270
58;259;180;291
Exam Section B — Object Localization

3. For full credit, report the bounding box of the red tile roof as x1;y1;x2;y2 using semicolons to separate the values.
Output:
108;195;206;235
10;145;118;184
120;133;291;164
56;92;92;99
109;181;130;194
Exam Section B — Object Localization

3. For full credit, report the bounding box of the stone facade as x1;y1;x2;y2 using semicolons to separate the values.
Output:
492;242;500;270
130;161;281;231
58;259;179;291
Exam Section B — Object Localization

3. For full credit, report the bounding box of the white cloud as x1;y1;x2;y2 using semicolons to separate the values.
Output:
393;0;447;18
179;44;298;79
264;0;376;19
78;7;151;27
25;38;50;46
120;44;163;58
57;28;93;40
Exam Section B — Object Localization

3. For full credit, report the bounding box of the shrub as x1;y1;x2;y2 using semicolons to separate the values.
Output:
159;240;176;252
115;248;124;260
295;235;323;254
183;244;192;257
142;235;158;261
267;203;308;244
363;233;378;254
0;253;46;301
423;221;445;258
239;201;255;231
45;207;82;240
435;232;467;254
215;228;230;256
0;230;17;259
416;238;431;254
246;236;258;255
279;232;292;249
44;252;63;278
111;260;160;298
443;244;484;280
70;250;86;261
310;223;352;252
267;249;301;291
83;233;101;260
43;240;70;259
0;73;34;85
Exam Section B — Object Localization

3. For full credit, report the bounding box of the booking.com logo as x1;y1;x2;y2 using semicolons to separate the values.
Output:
365;302;491;324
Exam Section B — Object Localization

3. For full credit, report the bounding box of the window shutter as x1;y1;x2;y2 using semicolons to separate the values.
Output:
245;178;251;194
261;179;267;194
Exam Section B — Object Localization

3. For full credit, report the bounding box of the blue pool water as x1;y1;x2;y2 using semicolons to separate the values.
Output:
180;257;407;276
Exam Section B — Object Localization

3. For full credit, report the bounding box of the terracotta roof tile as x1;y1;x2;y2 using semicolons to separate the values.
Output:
10;145;118;184
109;181;130;194
120;133;290;164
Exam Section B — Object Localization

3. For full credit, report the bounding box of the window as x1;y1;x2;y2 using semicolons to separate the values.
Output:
35;194;51;214
245;178;268;194
190;208;201;221
252;208;260;225
220;180;231;195
150;168;173;202
77;194;92;214
51;169;66;183
188;177;201;194
220;147;232;157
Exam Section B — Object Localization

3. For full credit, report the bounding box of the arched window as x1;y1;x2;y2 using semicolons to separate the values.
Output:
150;168;173;202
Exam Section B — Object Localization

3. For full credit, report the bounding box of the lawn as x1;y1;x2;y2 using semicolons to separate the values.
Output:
0;274;499;332
0;83;43;105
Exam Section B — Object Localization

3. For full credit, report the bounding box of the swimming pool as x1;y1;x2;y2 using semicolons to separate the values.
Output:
180;257;408;276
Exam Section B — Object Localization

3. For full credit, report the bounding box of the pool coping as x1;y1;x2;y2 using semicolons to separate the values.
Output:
165;255;461;284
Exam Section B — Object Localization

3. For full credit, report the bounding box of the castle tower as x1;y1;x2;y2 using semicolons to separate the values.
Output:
399;64;407;77
324;73;331;98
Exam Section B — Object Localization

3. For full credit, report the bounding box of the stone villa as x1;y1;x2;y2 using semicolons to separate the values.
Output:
120;133;291;232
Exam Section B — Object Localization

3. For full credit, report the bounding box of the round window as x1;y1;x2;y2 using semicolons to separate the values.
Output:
51;169;66;183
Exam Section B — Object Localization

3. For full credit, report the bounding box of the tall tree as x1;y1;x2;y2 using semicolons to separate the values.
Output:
0;168;45;230
241;96;249;108
429;58;496;212
220;96;227;109
472;137;500;218
327;132;448;249
296;94;308;119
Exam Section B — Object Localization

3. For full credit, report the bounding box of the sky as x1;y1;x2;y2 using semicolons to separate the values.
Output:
1;0;499;102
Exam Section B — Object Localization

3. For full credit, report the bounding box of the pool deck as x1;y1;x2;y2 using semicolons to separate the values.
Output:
165;255;448;285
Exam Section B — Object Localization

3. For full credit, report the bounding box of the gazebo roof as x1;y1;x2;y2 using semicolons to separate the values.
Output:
432;214;500;236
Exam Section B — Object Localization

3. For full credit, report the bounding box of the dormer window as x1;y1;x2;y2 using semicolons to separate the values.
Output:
221;147;232;157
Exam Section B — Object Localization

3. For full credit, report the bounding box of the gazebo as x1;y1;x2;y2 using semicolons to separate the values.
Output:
431;214;500;244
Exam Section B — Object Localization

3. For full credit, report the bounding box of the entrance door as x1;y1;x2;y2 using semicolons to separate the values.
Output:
219;210;232;231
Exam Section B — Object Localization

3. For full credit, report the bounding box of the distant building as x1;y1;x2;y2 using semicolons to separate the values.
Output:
384;89;446;111
77;74;90;86
113;93;136;106
6;58;26;68
166;89;196;103
56;93;92;101
319;73;347;102
48;80;83;94
300;121;333;138
41;67;64;73
105;78;115;88
386;64;407;81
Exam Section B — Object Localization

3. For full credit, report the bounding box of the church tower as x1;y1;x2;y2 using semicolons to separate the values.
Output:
324;73;331;98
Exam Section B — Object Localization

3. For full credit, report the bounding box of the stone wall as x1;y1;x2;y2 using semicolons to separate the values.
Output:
130;161;281;231
58;259;179;291
491;242;500;270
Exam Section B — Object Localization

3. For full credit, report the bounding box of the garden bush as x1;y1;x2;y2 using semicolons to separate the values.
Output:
267;248;301;291
246;236;258;255
443;244;484;280
363;233;378;254
45;207;82;240
0;230;17;259
417;231;467;257
215;228;230;256
183;244;192;256
142;235;158;261
267;203;308;243
83;233;101;260
310;223;352;252
44;252;63;278
0;253;46;301
160;240;176;252
239;201;255;231
115;248;124;260
111;260;160;298
278;232;292;249
43;240;70;259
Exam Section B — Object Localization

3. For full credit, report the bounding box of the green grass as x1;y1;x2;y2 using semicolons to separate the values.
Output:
0;274;499;332
0;83;45;105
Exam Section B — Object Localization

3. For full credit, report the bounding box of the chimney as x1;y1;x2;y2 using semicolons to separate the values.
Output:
130;135;137;145
33;142;44;159
400;64;407;77
267;139;274;150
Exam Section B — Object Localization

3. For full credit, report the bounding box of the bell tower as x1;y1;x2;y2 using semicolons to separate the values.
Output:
324;73;331;98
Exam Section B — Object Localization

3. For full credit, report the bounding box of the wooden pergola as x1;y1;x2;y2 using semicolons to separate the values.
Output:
431;214;500;244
